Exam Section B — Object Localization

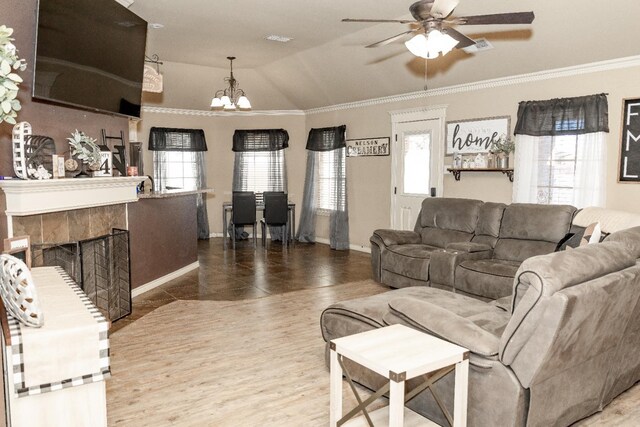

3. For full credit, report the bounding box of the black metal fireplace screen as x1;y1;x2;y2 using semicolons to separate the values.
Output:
33;228;132;322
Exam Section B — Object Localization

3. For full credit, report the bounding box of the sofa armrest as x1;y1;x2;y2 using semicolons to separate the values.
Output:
371;229;421;247
388;297;500;357
446;242;493;253
429;248;493;287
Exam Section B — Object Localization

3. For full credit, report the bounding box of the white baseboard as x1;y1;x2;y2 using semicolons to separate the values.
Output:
132;261;200;298
315;237;371;254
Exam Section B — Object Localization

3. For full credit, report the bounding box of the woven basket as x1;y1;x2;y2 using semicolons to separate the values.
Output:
0;254;44;327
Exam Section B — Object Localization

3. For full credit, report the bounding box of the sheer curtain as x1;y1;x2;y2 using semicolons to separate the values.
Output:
513;94;609;208
297;126;350;250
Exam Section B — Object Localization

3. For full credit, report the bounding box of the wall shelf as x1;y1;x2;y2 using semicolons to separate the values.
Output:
447;168;514;182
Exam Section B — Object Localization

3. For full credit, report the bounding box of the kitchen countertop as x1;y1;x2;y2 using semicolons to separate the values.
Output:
137;188;214;199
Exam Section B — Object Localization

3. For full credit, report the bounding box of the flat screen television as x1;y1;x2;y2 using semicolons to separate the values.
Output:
33;0;148;118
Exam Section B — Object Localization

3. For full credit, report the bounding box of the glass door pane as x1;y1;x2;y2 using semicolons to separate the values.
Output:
403;132;431;195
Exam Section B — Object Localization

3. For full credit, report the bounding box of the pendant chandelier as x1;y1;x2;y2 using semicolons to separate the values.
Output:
210;56;251;111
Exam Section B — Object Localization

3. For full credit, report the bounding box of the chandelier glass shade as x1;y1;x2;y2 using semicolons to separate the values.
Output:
405;29;459;59
210;57;252;111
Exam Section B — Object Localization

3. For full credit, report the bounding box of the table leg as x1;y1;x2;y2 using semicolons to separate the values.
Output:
389;379;405;427
329;348;343;427
222;206;228;249
453;358;469;427
292;205;296;244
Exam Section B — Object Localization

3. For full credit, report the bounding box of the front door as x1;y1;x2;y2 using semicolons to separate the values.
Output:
391;118;442;230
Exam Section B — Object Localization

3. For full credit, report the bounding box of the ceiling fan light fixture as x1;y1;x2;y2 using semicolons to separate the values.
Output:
405;29;459;59
404;33;429;57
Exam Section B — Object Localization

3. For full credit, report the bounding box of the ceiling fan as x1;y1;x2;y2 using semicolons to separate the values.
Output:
343;0;534;59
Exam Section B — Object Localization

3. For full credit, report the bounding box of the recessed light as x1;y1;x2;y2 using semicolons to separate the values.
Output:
148;23;165;29
265;35;293;43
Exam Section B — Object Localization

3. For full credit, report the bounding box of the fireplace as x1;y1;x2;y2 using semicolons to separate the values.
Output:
34;228;132;322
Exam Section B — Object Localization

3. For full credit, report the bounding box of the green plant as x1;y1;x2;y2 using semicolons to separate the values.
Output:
0;25;27;125
490;135;516;155
67;130;102;168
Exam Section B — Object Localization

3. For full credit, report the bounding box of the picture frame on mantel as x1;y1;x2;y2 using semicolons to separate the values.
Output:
618;97;640;183
445;116;511;155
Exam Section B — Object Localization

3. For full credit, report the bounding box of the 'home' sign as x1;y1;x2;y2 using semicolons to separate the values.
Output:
619;98;640;182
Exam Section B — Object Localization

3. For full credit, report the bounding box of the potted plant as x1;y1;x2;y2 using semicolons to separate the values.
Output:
67;130;102;177
490;135;515;169
0;25;27;125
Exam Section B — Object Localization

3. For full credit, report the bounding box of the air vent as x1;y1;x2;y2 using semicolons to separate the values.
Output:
265;35;293;43
462;38;494;53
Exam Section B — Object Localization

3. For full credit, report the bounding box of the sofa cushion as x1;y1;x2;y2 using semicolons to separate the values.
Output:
418;198;483;233
381;244;438;281
455;259;521;300
475;202;507;238
605;226;640;258
493;239;559;263
498;203;576;242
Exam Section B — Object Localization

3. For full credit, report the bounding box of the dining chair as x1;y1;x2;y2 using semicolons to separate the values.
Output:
260;192;289;247
231;191;257;249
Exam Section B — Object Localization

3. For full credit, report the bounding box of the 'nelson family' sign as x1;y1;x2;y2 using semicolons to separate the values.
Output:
619;98;640;182
445;116;510;155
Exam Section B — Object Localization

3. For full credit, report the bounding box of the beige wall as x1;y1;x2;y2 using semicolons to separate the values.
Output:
138;112;307;235
137;64;640;251
306;65;640;248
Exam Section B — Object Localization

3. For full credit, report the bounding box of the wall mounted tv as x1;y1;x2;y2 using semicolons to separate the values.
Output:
33;0;148;118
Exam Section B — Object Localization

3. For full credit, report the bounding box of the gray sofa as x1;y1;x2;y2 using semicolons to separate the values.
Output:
371;198;577;300
321;226;640;426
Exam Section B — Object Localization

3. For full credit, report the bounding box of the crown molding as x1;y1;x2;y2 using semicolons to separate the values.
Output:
304;55;640;115
141;106;305;117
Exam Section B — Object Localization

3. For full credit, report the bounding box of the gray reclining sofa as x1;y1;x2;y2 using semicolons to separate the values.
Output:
321;226;640;426
370;198;577;300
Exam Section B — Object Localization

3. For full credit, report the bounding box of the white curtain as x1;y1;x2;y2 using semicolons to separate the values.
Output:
574;132;607;208
512;134;540;204
513;132;606;208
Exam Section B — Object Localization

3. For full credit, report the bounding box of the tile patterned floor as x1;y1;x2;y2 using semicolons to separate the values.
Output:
112;238;372;332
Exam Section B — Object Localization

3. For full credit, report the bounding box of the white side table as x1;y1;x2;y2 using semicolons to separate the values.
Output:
330;324;469;427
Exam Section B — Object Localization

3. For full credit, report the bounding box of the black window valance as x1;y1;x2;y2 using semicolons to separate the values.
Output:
232;129;289;152
148;127;208;151
514;93;609;137
306;125;346;152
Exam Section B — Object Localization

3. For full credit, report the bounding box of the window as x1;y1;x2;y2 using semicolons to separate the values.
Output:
316;149;346;212
234;150;286;203
536;135;578;204
154;151;199;191
513;95;608;208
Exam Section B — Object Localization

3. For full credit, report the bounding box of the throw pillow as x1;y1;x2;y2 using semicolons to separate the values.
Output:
580;222;602;246
0;254;44;327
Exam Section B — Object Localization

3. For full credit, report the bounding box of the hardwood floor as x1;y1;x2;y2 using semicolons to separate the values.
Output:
111;238;372;333
109;238;640;425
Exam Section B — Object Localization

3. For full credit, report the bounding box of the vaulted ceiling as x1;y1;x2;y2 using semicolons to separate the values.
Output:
130;0;640;110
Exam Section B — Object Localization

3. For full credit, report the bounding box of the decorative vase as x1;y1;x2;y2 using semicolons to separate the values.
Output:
498;156;509;169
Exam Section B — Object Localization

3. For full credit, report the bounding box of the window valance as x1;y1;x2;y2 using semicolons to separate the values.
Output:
514;93;609;137
305;125;346;152
148;127;208;152
232;129;289;152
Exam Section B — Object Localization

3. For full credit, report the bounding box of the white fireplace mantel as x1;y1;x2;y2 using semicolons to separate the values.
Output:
0;177;145;217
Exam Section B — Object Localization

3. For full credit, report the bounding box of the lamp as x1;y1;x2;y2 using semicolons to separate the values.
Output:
210;57;252;111
405;29;459;59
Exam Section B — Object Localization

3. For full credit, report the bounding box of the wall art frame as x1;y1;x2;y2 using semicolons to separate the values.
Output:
445;115;510;155
618;97;640;183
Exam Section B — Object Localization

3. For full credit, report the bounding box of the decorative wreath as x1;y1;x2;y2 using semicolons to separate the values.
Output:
0;25;27;125
0;254;44;328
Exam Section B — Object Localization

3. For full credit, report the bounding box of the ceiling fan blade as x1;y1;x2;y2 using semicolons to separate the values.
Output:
342;18;416;24
366;30;416;48
457;12;535;25
430;0;460;19
443;28;476;49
